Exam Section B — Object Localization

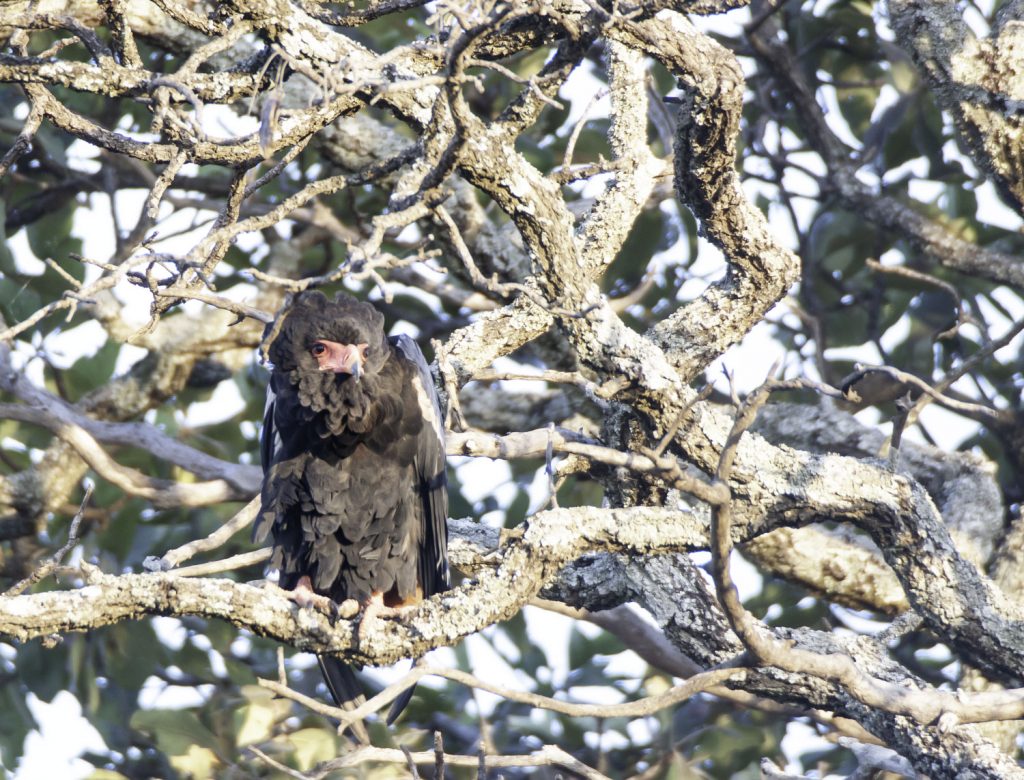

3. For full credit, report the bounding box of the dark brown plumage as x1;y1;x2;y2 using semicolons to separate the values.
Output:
254;291;449;732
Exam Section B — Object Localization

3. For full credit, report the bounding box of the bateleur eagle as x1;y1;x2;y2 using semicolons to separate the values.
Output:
254;291;450;733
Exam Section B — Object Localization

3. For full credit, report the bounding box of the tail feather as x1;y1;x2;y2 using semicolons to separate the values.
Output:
317;655;370;744
386;683;416;726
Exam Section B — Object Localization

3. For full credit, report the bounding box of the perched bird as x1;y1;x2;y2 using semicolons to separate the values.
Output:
254;291;450;736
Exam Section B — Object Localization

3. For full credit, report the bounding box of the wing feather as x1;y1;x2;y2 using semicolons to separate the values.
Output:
390;335;450;597
259;382;279;477
253;384;279;543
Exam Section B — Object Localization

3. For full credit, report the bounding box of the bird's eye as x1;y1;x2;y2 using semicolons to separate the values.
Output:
311;343;326;356
360;345;369;359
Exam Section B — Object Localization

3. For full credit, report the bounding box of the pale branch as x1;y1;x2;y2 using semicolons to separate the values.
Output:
435;297;554;386
4;504;1024;732
0;403;248;507
260;663;745;730
257;676;347;721
152;288;275;324
144;496;262;571
0;52;256;101
0;241;163;343
559;86;607;174
0;505;712;656
709;377;1024;743
248;746;309;780
448;428;723;504
755;400;1004;566
905;316;1024;432
435;205;583;319
0;95;43;179
171;549;271;578
21;72;360;167
302;743;614;780
841;364;1005;423
574;40;664;281
599;11;801;380
469;368;625;401
532;599;882;744
837;736;918;778
743;526;909;614
3;484;92;597
0;335;261;492
0;291;277;537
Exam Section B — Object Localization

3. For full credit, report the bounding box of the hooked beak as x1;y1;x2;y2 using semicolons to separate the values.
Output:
312;340;369;378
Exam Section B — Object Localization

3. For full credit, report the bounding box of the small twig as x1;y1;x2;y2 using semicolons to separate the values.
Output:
465;58;564;109
0;99;44;180
144;496;261;571
3;410;243;507
170;549;271;578
246;133;314;197
308;743;613;779
905;315;1024;427
448;427;723;506
845;364;1004;422
561;88;608;174
43;257;83;291
435;205;596;320
434;732;445;779
248;746;309;780
650;383;713;458
4;484;93;597
545;421;558;509
866;258;970;341
153;287;275;324
262;663;744;730
401;746;422;779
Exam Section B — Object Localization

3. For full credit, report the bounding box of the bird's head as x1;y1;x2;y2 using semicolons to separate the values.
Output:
266;291;389;381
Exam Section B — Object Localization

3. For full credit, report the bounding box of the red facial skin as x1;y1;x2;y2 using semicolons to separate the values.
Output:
310;340;369;378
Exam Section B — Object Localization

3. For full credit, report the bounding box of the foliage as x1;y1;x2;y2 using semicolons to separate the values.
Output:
1;0;1023;778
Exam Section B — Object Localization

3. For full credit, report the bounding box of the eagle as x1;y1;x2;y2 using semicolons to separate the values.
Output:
254;291;450;736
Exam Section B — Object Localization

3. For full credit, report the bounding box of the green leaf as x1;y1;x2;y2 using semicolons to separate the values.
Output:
25;206;81;267
0;277;43;328
286;728;339;771
65;340;121;401
233;685;291;747
169;745;219;779
130;709;223;776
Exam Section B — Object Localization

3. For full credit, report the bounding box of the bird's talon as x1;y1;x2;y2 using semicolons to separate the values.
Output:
337;599;361;619
286;576;339;617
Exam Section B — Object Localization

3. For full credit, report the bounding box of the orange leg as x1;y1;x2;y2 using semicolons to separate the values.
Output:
285;576;360;621
357;588;426;638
